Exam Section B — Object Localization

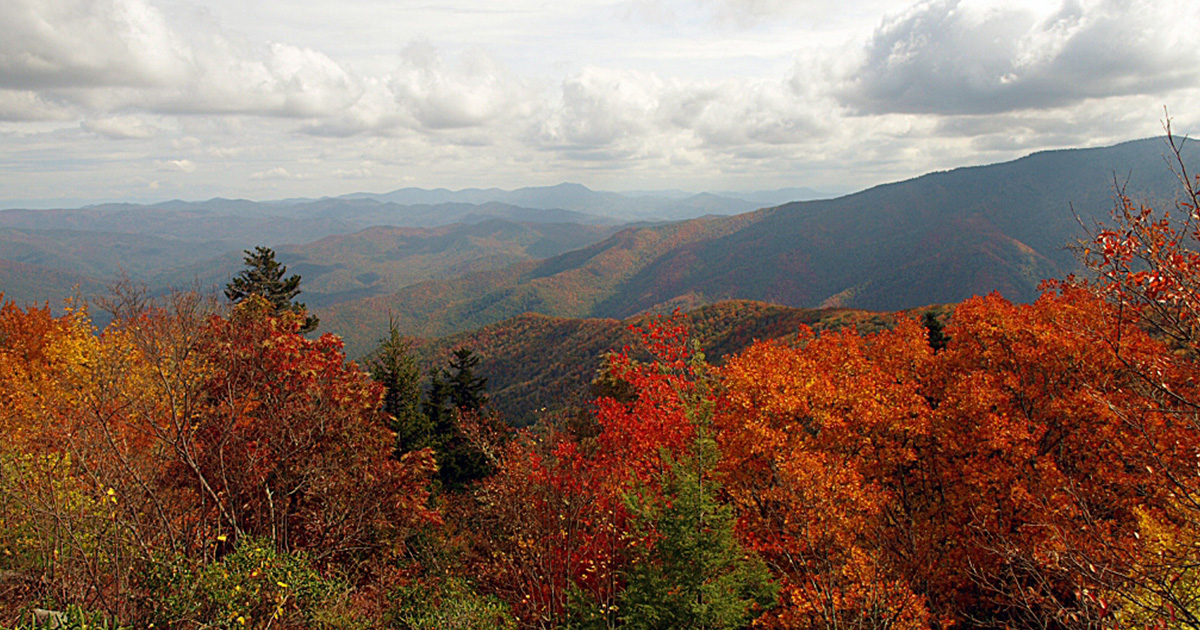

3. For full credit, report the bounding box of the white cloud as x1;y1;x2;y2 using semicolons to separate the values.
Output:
1;0;1198;204
663;79;830;148
0;0;188;89
0;89;73;121
840;0;1200;115
536;68;662;150
389;43;534;130
331;165;372;179
158;158;195;172
81;114;158;138
250;166;293;180
1;0;374;122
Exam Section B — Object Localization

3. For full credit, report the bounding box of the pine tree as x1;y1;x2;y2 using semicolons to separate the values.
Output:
612;378;776;630
569;337;777;630
446;348;488;412
367;318;432;456
923;310;948;353
615;447;777;630
225;246;318;333
423;347;492;491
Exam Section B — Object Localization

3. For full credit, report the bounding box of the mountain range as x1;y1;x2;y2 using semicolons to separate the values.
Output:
321;137;1196;357
2;137;1195;362
0;184;818;308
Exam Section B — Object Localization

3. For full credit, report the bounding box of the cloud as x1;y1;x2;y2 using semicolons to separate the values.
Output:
0;0;188;90
840;0;1200;115
0;89;74;120
250;167;293;181
699;0;807;25
158;158;195;172
623;0;839;28
1;0;372;121
81;114;158;138
156;40;365;118
663;79;829;148
389;42;534;130
536;68;661;149
331;165;372;179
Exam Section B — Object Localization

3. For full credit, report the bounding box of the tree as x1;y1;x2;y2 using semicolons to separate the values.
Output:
921;310;948;352
446;348;489;412
0;291;440;623
224;246;318;333
1063;124;1200;628
367;317;432;456
468;316;720;629
424;347;494;490
603;416;777;630
717;320;933;630
614;461;776;630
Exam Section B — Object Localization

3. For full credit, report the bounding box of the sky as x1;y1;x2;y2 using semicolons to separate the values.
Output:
2;0;1198;207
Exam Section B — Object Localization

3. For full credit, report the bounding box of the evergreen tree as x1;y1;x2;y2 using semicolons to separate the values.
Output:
571;343;777;630
614;447;777;630
225;246;318;333
446;347;488;412
923;310;949;353
423;347;493;491
367;319;432;456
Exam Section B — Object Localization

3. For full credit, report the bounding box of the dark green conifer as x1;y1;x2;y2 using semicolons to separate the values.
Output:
923;310;949;353
225;246;318;333
446;348;488;412
367;319;432;456
614;447;777;630
424;348;493;491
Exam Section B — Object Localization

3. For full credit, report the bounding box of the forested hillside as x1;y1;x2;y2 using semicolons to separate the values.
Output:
0;183;792;306
411;300;947;425
322;137;1197;356
6;158;1200;628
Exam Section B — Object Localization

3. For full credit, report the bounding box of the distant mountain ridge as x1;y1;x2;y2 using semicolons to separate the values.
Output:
321;137;1197;357
4;137;1193;360
339;182;831;221
0;182;824;308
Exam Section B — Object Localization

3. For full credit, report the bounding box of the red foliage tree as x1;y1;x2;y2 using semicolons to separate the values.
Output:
465;316;704;628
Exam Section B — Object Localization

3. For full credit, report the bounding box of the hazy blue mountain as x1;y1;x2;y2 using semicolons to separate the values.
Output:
341;183;767;220
0;258;107;310
0;198;626;302
0;214;625;320
320;137;1197;357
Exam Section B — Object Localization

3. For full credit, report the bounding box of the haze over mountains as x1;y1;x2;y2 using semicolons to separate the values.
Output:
2;137;1195;358
322;137;1197;355
0;184;820;308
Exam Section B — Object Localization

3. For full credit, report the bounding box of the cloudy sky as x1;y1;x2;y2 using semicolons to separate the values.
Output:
2;0;1198;207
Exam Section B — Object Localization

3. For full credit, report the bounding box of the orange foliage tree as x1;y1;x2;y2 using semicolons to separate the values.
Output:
1065;127;1200;626
716;285;1199;629
0;291;438;621
466;316;775;630
717;317;934;630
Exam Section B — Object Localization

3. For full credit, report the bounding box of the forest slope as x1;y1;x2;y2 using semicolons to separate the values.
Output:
324;137;1196;356
408;300;941;425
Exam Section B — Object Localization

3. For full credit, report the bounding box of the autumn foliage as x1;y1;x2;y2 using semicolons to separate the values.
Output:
5;143;1200;629
0;293;436;626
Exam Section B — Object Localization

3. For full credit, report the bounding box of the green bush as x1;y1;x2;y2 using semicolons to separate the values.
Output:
3;605;129;630
140;538;361;629
388;577;516;630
